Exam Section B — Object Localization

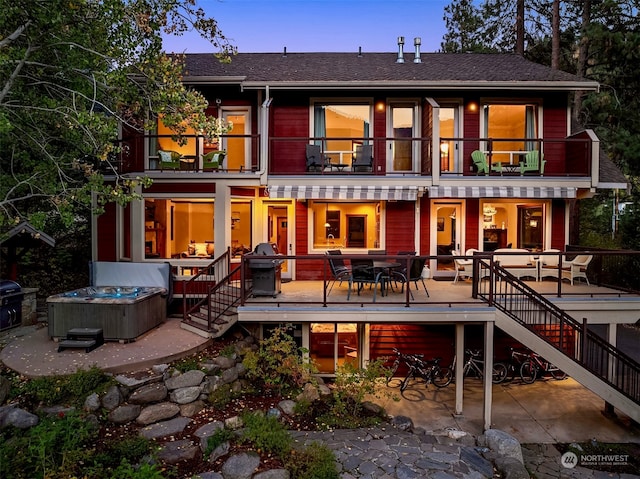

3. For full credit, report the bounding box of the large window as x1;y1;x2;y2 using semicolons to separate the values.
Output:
312;103;371;167
310;201;381;250
309;323;359;374
483;103;540;164
143;198;253;259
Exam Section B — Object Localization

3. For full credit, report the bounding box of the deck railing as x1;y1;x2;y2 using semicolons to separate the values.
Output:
475;256;640;404
181;248;231;323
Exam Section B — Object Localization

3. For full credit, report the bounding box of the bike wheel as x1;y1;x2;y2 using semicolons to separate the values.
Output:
520;360;537;384
432;367;453;387
386;361;400;386
551;367;567;380
492;362;508;384
400;369;415;392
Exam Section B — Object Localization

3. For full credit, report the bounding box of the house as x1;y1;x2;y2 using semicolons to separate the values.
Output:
95;39;638;427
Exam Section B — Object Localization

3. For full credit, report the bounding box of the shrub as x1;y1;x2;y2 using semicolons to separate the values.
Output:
204;427;234;456
240;411;292;457
285;442;339;479
17;366;113;407
208;382;242;409
242;326;316;395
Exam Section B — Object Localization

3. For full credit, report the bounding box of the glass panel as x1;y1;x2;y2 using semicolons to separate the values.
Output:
309;323;358;374
231;201;252;256
155;118;197;157
223;112;247;171
518;205;544;251
484;104;538;165
392;106;413;171
267;205;289;274
310;201;381;250
313;104;370;167
439;107;456;172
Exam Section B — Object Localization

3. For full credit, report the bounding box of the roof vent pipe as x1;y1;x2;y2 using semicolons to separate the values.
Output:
358;46;362;57
396;36;405;63
283;46;287;57
414;37;422;63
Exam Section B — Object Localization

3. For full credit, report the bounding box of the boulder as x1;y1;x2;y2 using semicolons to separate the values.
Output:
484;429;524;464
169;386;202;404
129;383;168;404
221;452;261;479
165;370;205;390
136;402;180;425
108;404;142;424
139;416;192;440
101;385;123;410
157;439;199;464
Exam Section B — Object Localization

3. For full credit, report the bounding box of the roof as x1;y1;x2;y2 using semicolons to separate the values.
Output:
183;52;599;90
598;146;628;189
0;221;55;248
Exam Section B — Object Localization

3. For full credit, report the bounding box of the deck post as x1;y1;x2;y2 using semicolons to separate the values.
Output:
483;321;494;431
454;323;464;416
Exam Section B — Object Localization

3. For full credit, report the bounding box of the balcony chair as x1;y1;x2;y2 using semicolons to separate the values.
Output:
471;150;502;175
203;150;226;171
520;150;546;175
352;144;374;172
158;149;182;171
452;249;479;283
347;258;385;301
539;248;563;281
561;254;592;285
306;144;329;172
391;252;429;299
326;250;352;295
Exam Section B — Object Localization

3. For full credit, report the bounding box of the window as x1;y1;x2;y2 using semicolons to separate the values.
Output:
518;205;544;251
312;102;371;167
388;103;418;172
483;103;540;164
309;323;359;374
310;201;381;250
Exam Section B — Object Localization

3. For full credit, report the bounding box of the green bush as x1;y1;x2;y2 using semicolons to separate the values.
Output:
242;326;316;395
204;427;234;456
17;366;113;407
285;442;339;479
240;411;292;457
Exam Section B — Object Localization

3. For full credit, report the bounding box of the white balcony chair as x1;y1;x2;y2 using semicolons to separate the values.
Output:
561;254;593;285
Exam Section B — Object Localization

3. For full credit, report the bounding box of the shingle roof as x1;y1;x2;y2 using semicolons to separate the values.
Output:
598;146;628;187
183;52;597;89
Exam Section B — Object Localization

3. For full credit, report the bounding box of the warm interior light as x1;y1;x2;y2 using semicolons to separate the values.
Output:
376;102;385;112
468;102;478;112
483;204;497;216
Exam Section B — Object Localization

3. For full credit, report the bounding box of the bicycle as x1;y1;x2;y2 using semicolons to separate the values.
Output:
519;351;567;384
493;347;530;384
386;348;423;387
400;355;452;392
451;349;507;384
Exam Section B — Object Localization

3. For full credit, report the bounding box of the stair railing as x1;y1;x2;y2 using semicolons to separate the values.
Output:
181;247;231;322
475;256;640;405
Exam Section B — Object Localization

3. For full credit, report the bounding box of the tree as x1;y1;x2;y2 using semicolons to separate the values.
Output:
441;0;488;52
0;0;234;232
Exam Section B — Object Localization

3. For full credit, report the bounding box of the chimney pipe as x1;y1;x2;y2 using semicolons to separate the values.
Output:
358;46;362;57
396;36;405;63
282;46;287;57
413;37;422;63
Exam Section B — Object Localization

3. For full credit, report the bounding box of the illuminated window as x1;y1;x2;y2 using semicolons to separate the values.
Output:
310;201;381;250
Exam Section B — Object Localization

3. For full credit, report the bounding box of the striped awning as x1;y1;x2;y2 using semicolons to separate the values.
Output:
428;186;577;199
266;185;418;201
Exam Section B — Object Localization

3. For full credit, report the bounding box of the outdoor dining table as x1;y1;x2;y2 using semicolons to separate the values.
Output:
373;261;401;294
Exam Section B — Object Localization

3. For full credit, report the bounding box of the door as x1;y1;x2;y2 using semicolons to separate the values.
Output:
388;103;417;173
438;106;460;173
347;215;366;248
265;202;293;279
431;202;464;273
222;108;250;172
309;323;360;374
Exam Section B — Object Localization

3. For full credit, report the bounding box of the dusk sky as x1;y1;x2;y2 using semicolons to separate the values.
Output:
162;0;452;54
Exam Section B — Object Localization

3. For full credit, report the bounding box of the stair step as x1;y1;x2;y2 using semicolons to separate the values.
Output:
58;339;98;353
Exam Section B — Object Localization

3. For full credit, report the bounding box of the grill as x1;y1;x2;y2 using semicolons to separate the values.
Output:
248;243;283;297
0;279;23;331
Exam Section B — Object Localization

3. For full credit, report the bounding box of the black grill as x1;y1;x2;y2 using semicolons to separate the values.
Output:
248;243;283;297
0;280;23;331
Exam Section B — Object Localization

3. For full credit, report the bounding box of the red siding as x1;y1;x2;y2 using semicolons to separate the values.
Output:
419;196;430;254
550;199;566;249
97;203;117;261
372;98;386;175
144;183;215;194
463;100;480;173
270;105;309;174
542;96;568;175
295;201;324;280
385;202;415;253
465;200;480;250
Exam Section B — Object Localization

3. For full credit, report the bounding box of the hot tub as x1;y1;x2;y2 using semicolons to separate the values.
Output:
47;261;171;342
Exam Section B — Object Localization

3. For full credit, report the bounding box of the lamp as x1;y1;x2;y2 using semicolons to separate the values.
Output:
324;203;330;228
483;204;497;216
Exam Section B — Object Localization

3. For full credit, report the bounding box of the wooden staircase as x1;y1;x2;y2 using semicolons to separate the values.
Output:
181;284;241;339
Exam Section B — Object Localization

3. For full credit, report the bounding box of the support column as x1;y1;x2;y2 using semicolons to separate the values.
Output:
214;185;232;258
483;321;494;431
605;323;618;416
454;323;465;416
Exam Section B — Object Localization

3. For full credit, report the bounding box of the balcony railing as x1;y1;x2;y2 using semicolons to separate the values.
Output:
108;132;594;178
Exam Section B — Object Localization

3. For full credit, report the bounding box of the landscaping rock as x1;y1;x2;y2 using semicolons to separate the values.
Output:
296;382;319;403
101;385;123;410
213;356;236;370
84;392;101;412
484;429;524;464
208;441;230;462
169;385;202;404
221;451;261;479
253;469;291;479
390;415;414;431
165;370;206;390
278;399;296;416
108;404;141;424
194;420;225;451
193;472;223;479
156;439;199;464
0;405;39;429
225;415;243;430
0;375;10;404
136;402;180;425
129;383;168;404
220;366;239;384
139;416;192;440
180;399;206;417
495;456;530;479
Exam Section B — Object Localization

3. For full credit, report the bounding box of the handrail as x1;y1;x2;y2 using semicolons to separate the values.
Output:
182;247;232;322
475;258;640;404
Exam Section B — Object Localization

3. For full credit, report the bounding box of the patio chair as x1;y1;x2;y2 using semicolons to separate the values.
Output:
391;252;429;299
471;150;502;175
520;150;546;175
158;149;182;171
347;258;385;301
326;249;351;295
452;249;478;283
561;254;592;285
352;144;374;172
306;144;329;172
203;150;226;171
539;248;563;281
